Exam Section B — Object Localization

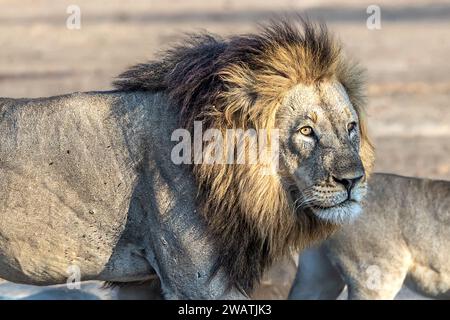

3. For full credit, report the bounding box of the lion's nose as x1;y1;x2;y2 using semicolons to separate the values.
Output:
332;175;363;192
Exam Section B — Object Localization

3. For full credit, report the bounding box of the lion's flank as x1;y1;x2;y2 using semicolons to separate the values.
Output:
114;18;373;294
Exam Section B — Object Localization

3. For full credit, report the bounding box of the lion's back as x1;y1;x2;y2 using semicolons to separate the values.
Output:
364;173;450;254
0;90;167;284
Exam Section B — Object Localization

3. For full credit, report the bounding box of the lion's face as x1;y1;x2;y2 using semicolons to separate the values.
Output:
278;81;367;224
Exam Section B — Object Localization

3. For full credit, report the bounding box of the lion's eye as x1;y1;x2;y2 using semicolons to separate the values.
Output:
299;126;313;136
347;122;357;133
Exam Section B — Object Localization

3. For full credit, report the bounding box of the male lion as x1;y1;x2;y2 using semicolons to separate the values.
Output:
0;20;373;299
289;173;450;300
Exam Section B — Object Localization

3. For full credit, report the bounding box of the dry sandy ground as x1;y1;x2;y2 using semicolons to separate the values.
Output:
0;0;448;299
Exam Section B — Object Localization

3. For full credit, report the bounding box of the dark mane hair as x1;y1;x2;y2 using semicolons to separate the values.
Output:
114;18;374;294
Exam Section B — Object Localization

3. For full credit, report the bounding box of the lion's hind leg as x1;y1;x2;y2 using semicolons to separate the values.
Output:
405;264;450;299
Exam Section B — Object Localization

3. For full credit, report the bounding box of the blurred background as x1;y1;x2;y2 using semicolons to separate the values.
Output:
0;0;448;299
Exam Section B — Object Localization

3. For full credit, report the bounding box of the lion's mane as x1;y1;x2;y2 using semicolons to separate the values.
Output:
114;19;374;294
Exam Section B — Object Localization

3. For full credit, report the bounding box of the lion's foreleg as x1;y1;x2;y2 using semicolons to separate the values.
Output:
142;163;246;299
289;246;345;300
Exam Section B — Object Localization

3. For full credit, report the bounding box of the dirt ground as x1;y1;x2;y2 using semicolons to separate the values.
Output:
0;0;448;299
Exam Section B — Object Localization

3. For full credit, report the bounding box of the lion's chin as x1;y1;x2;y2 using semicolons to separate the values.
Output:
309;200;362;224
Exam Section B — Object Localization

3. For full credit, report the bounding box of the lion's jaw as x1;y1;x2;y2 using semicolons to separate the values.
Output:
289;177;367;224
279;82;370;224
306;182;367;224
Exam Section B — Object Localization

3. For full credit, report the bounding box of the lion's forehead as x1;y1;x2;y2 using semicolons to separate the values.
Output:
285;82;356;120
319;82;356;116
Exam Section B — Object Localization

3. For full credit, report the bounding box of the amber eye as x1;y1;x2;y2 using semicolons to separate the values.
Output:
347;122;357;133
299;126;313;136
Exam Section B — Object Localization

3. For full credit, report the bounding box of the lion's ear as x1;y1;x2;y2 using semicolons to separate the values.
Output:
358;114;375;177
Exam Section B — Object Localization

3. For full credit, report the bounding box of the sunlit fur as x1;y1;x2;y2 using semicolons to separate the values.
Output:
114;18;375;294
290;174;450;300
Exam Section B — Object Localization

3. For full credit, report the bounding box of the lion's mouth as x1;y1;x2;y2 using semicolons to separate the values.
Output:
307;199;362;224
309;198;357;210
289;184;363;224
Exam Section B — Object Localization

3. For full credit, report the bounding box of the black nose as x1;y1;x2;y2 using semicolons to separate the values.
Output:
332;175;363;191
